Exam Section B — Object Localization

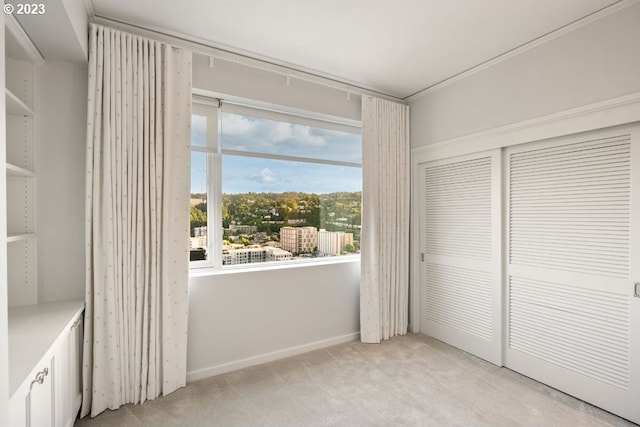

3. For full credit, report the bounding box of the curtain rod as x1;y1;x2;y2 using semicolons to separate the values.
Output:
91;16;406;104
192;91;362;129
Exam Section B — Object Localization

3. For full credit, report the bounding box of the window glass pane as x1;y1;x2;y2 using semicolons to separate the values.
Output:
191;114;207;147
221;155;361;266
221;112;362;164
190;151;207;261
190;105;362;270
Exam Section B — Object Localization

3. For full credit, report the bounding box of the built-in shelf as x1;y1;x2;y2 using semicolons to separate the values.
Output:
6;163;34;177
7;233;36;243
5;88;34;117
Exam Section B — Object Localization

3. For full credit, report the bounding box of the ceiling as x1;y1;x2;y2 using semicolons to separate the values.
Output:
90;0;621;99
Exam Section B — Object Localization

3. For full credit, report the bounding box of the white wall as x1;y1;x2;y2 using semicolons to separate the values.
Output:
37;61;87;302
193;54;361;121
410;2;640;147
187;260;360;380
188;59;362;379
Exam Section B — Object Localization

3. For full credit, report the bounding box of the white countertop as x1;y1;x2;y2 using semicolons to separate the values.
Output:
8;299;85;396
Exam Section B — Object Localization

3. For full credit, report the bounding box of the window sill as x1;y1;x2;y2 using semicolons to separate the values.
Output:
189;254;360;278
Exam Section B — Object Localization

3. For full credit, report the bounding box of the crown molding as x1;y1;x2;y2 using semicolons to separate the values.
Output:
405;0;639;102
84;0;95;19
91;16;405;104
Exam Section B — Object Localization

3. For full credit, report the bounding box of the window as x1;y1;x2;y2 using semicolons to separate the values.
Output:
189;98;362;269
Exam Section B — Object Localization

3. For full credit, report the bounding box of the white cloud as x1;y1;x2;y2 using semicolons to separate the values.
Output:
222;114;257;135
272;122;293;141
222;113;332;153
251;167;277;184
292;125;327;147
268;122;327;147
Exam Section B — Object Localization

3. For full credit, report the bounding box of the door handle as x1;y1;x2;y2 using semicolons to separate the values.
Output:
30;367;49;390
635;282;640;298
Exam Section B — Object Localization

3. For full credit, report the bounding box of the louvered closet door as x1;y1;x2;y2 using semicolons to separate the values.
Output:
419;150;502;365
505;125;640;424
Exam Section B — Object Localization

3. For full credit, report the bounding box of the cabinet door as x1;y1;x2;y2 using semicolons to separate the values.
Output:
54;330;70;427
9;389;28;427
56;314;83;427
29;358;54;427
69;316;83;419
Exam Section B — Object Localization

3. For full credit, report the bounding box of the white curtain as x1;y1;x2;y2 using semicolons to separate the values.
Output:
82;24;192;418
360;96;410;343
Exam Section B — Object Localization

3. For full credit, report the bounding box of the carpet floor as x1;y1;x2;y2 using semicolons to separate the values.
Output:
75;333;637;426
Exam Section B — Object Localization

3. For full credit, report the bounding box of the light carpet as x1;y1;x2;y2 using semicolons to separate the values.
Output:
75;333;637;426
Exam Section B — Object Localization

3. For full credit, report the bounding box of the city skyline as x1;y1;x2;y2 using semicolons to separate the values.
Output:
191;225;357;265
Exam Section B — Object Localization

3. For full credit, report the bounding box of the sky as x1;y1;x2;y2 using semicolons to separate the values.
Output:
191;112;362;194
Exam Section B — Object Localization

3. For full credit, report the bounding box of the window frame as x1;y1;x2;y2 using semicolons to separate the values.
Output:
190;99;221;269
190;95;362;272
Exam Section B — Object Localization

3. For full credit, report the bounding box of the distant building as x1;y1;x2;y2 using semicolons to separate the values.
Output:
190;248;206;261
318;230;354;255
298;227;317;253
280;227;297;253
280;226;317;254
190;236;206;249
191;227;207;252
221;246;292;265
228;224;258;234
265;247;293;262
193;226;207;237
221;247;264;265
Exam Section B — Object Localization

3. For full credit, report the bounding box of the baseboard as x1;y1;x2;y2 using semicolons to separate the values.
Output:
186;332;360;383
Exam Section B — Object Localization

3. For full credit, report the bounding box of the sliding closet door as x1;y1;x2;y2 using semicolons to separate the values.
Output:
505;124;640;423
419;150;502;365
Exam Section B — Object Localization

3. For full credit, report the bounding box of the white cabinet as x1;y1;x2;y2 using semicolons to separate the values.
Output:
5;15;85;427
55;315;83;427
4;13;85;427
27;358;54;427
9;357;53;427
8;301;84;427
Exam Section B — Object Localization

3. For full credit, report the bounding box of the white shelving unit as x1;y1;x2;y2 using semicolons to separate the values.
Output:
6;163;34;177
5;15;40;307
5;87;33;117
0;15;84;427
7;233;36;243
4;14;85;427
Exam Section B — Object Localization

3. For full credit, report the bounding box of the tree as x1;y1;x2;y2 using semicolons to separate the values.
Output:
222;203;230;228
190;206;207;236
344;243;355;253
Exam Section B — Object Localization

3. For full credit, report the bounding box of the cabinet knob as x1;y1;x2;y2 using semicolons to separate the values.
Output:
30;367;49;390
71;318;81;330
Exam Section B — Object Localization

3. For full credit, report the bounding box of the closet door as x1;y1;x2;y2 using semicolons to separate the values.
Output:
419;150;502;365
505;125;640;424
